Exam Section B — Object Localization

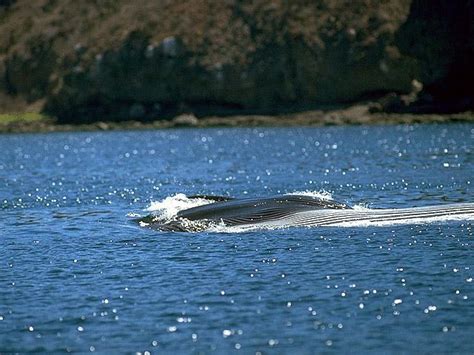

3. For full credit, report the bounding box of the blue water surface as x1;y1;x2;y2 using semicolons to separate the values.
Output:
1;124;473;353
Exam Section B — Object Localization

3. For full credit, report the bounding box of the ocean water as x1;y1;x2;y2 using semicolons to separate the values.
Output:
1;124;473;353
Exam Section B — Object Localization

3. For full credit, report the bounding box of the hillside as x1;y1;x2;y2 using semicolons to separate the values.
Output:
0;0;472;123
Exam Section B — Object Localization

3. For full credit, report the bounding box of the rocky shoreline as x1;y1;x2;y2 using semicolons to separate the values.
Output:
2;105;473;134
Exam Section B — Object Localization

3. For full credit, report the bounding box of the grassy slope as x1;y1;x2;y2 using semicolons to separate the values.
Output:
0;112;48;124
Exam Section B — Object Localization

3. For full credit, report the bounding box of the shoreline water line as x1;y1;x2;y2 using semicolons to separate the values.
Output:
2;107;474;134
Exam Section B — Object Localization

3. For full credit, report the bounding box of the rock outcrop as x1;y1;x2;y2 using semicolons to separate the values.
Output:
392;0;474;113
0;0;472;122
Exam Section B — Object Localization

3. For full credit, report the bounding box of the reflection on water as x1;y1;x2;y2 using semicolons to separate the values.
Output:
1;124;473;353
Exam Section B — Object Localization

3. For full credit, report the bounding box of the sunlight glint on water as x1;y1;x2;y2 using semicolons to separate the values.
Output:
0;124;473;353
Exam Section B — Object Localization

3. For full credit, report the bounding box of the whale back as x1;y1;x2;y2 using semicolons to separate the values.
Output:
176;194;349;225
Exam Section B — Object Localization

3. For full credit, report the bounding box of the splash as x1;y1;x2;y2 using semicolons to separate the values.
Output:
145;193;215;221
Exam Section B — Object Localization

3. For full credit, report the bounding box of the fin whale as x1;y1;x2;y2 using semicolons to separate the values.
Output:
138;194;349;231
136;194;474;232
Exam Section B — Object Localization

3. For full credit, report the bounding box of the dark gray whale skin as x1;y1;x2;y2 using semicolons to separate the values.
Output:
140;194;350;232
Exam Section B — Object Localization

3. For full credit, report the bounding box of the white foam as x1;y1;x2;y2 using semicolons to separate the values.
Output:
146;193;215;221
331;213;474;227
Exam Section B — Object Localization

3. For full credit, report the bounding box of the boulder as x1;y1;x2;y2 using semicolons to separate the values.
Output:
172;113;198;127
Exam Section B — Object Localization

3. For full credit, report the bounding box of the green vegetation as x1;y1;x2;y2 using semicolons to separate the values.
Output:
0;112;49;124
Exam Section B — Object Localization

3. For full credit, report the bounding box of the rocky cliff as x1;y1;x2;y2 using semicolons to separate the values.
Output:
0;0;472;123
